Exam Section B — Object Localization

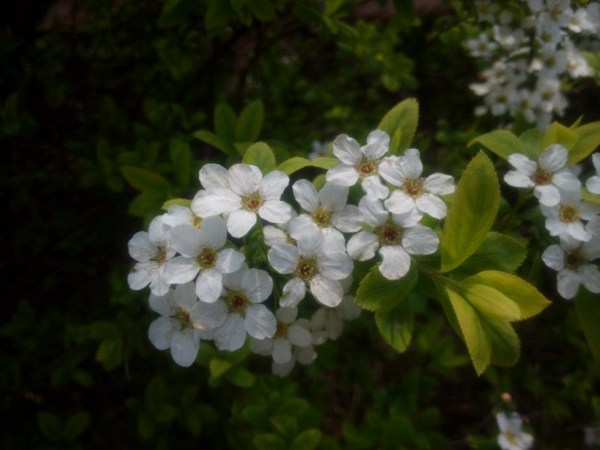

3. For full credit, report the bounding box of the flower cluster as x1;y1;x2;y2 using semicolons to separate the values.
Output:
504;146;600;299
126;129;455;370
466;0;600;129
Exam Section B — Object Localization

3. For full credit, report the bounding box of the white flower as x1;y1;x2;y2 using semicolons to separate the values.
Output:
466;33;498;58
496;412;534;450
249;307;312;365
542;232;600;299
147;283;213;367
384;148;455;220
533;77;567;116
194;265;277;352
310;294;361;345
291;180;362;248
586;153;600;195
128;215;175;296
504;144;581;206
348;196;439;280
192;163;293;238
162;203;204;229
541;190;600;241
268;227;353;308
163;216;245;303
326;129;392;199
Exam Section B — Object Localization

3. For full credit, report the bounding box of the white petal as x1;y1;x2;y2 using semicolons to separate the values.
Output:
272;339;292;364
553;171;581;193
228;164;262;195
378;157;404;186
191;299;228;329
128;263;154;290
293;179;319;212
347;232;379;261
170;330;199;367
260;170;289;199
539;144;568;172
245;304;277;339
196;216;227;249
280;278;306;307
416;193;447;219
363;129;390;159
272;360;295;377
424;173;455;195
149;272;171;296
385;190;415;215
333;134;362;165
581;265;600;293
216;248;245;274
310;275;344;307
400;148;423;178
504;170;535;188
567;222;592;242
241;268;274;303
148;216;169;243
534;184;561;207
192;188;240;216
263;225;289;247
319;182;349;211
358;195;388;226
402;225;439;255
168;225;202;257
163;257;199;284
149;293;172;316
172;282;198;310
288;324;312;347
331;205;363;232
326;164;359;186
196;269;223;303
214;314;247;351
557;269;581;299
541;244;566;270
128;232;155;262
259;200;293;224
319;252;353;280
268;243;299;274
249;337;273;355
276;307;298;323
586;175;600;194
508;153;536;175
199;163;230;189
361;176;389;199
227;209;257;238
379;245;411;280
148;317;174;350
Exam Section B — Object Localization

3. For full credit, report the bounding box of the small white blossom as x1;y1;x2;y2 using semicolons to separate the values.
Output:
147;282;213;367
326;129;392;199
128;215;175;296
540;190;600;241
384;148;455;220
504;144;581;206
496;412;534;450
192;163;293;238
586;153;600;195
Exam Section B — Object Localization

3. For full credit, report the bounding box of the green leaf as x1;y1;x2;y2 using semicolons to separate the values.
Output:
236;100;264;142
445;287;490;375
440;152;499;272
128;192;166;218
253;433;286;450
243;142;277;173
290;429;322;450
226;366;255;388
275;398;309;417
582;188;600;206
193;129;234;155
518;128;544;157
570;121;600;165
375;298;414;352
95;338;123;371
63;411;90;441
214;102;237;140
461;283;521;321
356;264;418;312
170;141;192;186
542;122;579;151
162;198;192;210
121;166;170;193
209;358;232;380
37;411;62;441
377;98;419;154
276;156;311;175
455;232;527;275
481;317;520;367
309;157;338;170
464;271;551;320
468;130;526;161
574;289;600;361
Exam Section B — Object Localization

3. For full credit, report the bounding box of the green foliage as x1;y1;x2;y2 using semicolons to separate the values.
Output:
377;98;419;154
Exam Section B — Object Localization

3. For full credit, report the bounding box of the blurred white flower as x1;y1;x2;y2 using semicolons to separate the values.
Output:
496;412;534;450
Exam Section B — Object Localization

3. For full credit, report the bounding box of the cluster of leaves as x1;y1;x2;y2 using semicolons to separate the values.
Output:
3;0;600;449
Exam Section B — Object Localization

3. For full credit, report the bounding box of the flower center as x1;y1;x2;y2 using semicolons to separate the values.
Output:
175;307;193;330
197;248;217;269
242;192;264;212
559;205;579;223
564;250;584;269
296;258;317;281
357;160;377;178
155;245;167;263
226;291;249;314
312;206;331;228
192;215;203;228
402;178;424;198
377;222;402;246
532;170;552;185
274;320;289;339
504;430;519;445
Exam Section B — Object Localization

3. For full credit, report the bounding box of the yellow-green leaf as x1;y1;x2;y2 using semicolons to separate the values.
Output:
377;98;419;154
542;122;579;152
570;121;600;165
462;283;521;321
468;130;526;161
356;264;418;313
243;142;277;173
481;317;520;367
